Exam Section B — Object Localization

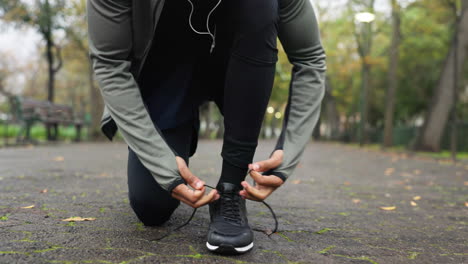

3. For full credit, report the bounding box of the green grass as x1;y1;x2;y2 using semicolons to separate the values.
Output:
418;151;468;159
343;142;468;160
0;124;89;146
0;213;10;221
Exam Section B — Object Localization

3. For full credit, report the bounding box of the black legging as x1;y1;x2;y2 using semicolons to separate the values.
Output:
128;0;279;226
127;121;193;226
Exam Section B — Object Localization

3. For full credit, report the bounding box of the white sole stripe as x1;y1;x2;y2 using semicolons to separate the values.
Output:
206;242;254;253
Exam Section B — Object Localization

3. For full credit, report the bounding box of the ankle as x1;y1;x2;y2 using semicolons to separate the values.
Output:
217;160;247;189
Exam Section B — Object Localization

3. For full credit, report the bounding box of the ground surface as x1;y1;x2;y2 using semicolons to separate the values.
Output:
0;140;467;264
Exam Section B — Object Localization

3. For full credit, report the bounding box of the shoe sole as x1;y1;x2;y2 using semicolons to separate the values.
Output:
206;242;253;255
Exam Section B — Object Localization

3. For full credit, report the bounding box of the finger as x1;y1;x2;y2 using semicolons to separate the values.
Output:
250;153;283;172
239;189;260;201
249;170;283;187
241;181;267;201
193;189;218;208
172;188;217;208
175;184;205;203
177;162;204;190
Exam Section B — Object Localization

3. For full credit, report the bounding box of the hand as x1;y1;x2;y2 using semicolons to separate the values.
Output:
240;150;284;201
171;156;219;208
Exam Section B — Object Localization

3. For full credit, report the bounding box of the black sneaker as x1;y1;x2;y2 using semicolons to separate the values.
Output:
206;182;254;254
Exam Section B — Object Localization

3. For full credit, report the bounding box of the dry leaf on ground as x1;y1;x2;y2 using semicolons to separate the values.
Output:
21;205;35;209
413;196;421;201
352;199;361;204
465;202;468;207
292;180;301;184
380;206;396;211
410;201;418;207
40;189;48;193
53;156;64;162
62;217;96;222
385;168;395;176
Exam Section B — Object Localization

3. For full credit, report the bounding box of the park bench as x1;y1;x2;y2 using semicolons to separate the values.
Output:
4;95;84;144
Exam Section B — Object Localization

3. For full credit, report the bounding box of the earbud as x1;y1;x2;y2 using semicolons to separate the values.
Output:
210;42;215;53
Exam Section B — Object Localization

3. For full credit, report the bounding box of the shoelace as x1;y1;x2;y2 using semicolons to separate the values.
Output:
153;184;278;241
219;188;242;225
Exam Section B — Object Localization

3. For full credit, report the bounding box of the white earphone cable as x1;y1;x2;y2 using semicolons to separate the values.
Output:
186;0;222;53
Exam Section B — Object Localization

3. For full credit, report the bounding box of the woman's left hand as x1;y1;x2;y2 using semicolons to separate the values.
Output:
240;150;284;201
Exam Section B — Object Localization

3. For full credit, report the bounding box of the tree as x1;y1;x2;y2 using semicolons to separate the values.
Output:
383;0;402;148
350;0;376;145
0;0;65;140
416;0;468;151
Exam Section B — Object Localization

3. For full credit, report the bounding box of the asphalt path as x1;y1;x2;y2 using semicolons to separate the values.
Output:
0;140;466;263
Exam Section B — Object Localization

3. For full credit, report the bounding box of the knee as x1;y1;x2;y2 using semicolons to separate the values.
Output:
129;196;179;226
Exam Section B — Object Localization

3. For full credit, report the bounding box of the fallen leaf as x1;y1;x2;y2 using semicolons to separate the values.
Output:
404;185;413;190
61;217;96;222
413;169;422;175
465;202;468;207
410;201;418;207
53;156;64;162
352;199;361;204
292;180;301;184
385;168;395;176
99;172;109;178
380;206;396;211
413;196;421;201
21;205;35;209
40;189;48;193
343;181;351;186
464;182;468;186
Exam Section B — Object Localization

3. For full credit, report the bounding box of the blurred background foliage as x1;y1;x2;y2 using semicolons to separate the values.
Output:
0;0;467;156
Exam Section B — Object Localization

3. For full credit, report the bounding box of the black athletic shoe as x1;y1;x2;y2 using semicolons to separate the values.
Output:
206;182;254;254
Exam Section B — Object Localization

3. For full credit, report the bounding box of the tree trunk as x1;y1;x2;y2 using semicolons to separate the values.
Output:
44;0;54;140
324;77;340;139
46;35;54;103
383;0;401;148
416;1;468;152
361;60;371;144
353;0;375;146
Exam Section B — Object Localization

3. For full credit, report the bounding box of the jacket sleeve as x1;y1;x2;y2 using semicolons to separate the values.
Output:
264;0;326;182
86;0;184;192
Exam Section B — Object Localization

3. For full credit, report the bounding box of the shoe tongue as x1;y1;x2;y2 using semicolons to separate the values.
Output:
217;182;239;193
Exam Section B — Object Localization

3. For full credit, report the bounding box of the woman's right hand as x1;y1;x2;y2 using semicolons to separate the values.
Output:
171;156;219;208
